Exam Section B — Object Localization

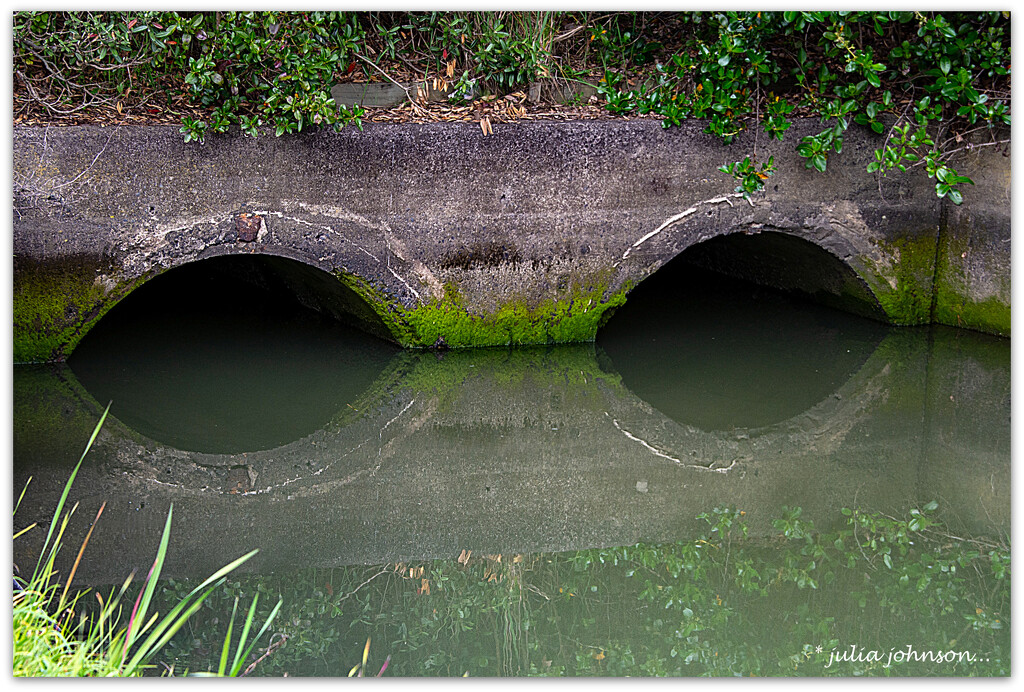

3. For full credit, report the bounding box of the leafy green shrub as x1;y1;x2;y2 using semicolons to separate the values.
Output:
596;11;1010;203
178;11;367;139
13;11;1010;203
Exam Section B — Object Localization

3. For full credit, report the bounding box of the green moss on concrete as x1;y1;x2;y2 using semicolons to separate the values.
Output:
866;234;939;326
932;230;1010;337
934;294;1010;337
335;270;629;349
13;255;141;363
334;271;419;346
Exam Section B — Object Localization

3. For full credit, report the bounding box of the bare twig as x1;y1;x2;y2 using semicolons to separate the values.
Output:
552;12;629;43
334;566;392;605
240;632;289;677
353;52;430;116
14;131;112;217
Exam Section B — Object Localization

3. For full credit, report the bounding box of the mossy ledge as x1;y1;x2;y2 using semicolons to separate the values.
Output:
932;227;1010;337
859;232;1009;337
336;270;629;349
862;234;939;327
12;255;143;364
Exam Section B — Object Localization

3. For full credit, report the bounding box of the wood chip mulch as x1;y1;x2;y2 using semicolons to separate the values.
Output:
12;77;665;132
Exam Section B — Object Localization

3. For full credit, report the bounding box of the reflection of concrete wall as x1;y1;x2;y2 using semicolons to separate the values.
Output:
919;328;1011;537
13;332;1009;585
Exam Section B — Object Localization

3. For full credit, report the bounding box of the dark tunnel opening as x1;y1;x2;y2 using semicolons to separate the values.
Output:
597;232;892;431
69;254;400;454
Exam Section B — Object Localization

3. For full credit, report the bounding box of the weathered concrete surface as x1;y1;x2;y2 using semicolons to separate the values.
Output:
12;328;1009;583
12;120;1009;362
932;135;1012;334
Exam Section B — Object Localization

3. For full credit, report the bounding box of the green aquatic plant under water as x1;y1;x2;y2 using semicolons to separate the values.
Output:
148;501;1009;677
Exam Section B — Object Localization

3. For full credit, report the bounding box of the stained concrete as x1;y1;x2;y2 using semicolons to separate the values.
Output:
12;120;1010;362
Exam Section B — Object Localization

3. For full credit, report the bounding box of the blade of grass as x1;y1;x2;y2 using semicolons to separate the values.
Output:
14;522;37;541
123;549;260;673
33;404;110;580
218;597;240;676
14;477;32;515
228;593;256;675
123;581;224;673
58;501;106;611
232;597;282;676
123;504;174;659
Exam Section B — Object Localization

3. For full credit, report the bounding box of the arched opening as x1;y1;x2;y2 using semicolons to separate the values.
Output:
69;254;400;454
597;231;891;431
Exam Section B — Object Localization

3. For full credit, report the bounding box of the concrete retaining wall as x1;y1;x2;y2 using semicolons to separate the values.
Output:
12;119;1010;362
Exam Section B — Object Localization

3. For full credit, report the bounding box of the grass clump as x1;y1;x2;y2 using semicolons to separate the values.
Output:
13;405;281;677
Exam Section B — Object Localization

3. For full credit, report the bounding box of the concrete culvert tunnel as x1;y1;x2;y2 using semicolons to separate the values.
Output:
676;231;888;321
68;254;399;454
597;231;892;431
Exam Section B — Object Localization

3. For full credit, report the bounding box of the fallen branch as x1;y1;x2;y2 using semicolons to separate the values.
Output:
353;53;430;117
335;566;392;605
240;632;289;677
619;192;748;261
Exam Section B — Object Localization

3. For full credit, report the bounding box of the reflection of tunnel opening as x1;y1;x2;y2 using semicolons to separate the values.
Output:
597;232;891;431
69;254;399;454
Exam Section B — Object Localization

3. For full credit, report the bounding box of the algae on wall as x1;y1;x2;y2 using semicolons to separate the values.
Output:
12;254;141;363
932;214;1011;337
336;269;630;349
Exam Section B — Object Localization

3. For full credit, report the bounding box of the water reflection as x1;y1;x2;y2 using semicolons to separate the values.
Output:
143;503;1009;677
13;329;1009;583
598;264;890;430
12;270;1010;677
69;257;398;453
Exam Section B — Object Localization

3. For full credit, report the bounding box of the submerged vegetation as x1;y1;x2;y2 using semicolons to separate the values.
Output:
12;11;1010;202
148;502;1009;677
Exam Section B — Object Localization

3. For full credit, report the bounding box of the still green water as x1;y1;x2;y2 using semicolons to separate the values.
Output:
11;260;1010;676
